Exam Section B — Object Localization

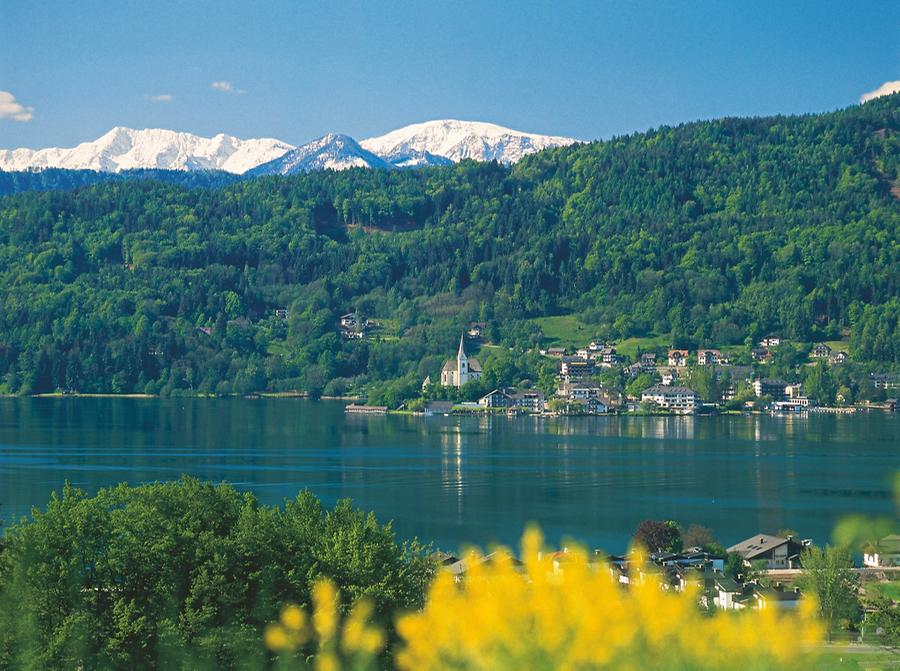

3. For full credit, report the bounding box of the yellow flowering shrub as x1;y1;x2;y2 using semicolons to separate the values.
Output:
267;527;824;670
265;579;385;671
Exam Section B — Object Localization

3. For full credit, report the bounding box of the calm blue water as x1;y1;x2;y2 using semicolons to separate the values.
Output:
0;398;896;553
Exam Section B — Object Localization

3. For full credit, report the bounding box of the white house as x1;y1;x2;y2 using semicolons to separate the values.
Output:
863;535;900;568
697;349;722;366
640;385;699;414
440;335;482;387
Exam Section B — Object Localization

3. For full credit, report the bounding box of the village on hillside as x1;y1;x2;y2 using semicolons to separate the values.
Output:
342;316;899;416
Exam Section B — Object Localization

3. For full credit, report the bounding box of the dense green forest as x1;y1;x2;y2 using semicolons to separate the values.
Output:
0;95;897;399
0;479;432;669
0;168;239;196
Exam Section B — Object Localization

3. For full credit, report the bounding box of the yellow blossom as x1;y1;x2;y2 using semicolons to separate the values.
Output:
281;604;306;632
263;623;288;651
312;579;339;642
395;528;824;671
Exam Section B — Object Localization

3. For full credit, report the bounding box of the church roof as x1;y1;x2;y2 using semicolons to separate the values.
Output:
441;357;482;373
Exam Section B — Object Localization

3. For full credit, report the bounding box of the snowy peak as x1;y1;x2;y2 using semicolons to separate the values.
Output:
247;133;393;176
361;119;577;165
0;127;294;174
0;120;577;176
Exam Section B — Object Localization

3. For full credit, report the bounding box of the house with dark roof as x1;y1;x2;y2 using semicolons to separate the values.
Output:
640;352;658;371
726;534;808;570
559;356;596;383
752;378;789;401
811;343;833;359
467;322;487;339
424;401;455;416
697;349;723;366
509;390;546;413
478;388;513;408
741;583;805;610
751;347;772;362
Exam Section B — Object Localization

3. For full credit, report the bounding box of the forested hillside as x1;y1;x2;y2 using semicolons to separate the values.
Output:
0;95;897;397
0;167;239;196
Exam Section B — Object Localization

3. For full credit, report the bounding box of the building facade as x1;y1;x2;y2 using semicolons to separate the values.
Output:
640;385;700;414
441;335;482;387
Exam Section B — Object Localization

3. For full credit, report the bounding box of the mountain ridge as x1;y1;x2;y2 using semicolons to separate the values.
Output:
361;119;577;164
1;121;577;175
246;133;393;176
0;127;294;174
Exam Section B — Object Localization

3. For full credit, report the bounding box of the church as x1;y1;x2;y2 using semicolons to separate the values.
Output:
440;334;482;387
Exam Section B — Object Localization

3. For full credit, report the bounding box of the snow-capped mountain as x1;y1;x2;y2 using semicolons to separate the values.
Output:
0;127;294;174
361;119;576;165
247;133;392;176
0;120;577;177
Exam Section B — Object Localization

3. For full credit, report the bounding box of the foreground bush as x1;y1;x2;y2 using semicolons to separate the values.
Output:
269;528;824;671
0;479;432;670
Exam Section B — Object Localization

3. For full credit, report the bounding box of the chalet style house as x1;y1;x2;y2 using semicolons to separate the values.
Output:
726;534;809;570
811;343;832;358
440;335;482;387
667;349;689;367
697;349;724;366
478;388;546;412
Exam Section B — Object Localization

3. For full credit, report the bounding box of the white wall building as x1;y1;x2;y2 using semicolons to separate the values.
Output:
640;385;699;414
440;335;482;387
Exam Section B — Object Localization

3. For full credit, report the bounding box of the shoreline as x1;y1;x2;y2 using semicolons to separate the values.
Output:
2;394;883;417
22;392;364;401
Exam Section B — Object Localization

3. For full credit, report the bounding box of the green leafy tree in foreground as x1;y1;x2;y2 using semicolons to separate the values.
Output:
796;545;861;640
0;478;433;670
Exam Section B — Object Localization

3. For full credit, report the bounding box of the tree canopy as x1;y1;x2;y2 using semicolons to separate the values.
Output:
0;479;432;669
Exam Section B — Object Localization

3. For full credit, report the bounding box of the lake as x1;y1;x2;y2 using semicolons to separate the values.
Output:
0;398;896;554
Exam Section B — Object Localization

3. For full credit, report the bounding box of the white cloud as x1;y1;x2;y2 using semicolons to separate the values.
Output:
860;80;900;104
149;93;174;102
211;80;245;95
0;90;34;121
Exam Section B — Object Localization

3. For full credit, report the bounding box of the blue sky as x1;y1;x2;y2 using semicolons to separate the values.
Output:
1;0;897;148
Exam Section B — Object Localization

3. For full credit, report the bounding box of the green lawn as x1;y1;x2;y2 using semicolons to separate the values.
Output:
529;316;674;357
530;315;594;347
865;581;900;601
815;647;900;670
614;334;672;359
266;341;292;357
824;339;852;354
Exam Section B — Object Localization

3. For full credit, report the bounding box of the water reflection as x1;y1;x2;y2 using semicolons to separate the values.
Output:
0;398;896;553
